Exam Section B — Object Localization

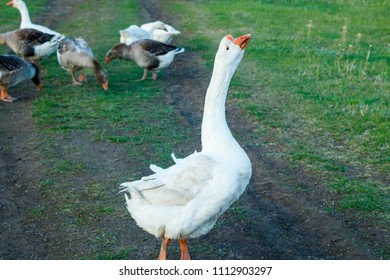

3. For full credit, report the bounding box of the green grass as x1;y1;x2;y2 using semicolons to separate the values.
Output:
1;0;389;259
93;248;136;260
0;0;47;30
165;0;389;216
28;0;192;167
1;0;192;259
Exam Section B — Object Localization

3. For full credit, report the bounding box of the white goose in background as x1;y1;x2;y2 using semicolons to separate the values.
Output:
119;21;181;45
0;54;41;102
141;21;181;44
119;25;152;45
7;0;64;38
120;34;252;260
105;39;185;80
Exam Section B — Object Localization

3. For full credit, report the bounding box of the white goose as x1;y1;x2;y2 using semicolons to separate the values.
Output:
141;21;181;44
7;0;64;38
120;34;252;260
0;54;41;102
105;39;185;80
119;25;152;45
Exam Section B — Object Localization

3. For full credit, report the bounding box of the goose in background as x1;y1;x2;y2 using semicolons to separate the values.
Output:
120;34;252;260
57;37;108;90
119;25;152;45
7;0;64;38
141;21;180;44
105;39;184;80
0;54;41;102
119;21;181;45
0;28;62;60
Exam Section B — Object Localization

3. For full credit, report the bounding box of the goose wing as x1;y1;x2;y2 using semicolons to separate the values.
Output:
58;47;96;69
0;55;24;72
138;39;178;56
121;152;215;206
73;38;94;57
15;28;54;44
58;37;93;60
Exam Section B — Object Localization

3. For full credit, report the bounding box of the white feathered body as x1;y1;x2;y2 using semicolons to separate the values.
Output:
121;34;252;242
119;25;152;45
152;23;180;44
119;21;181;45
122;149;251;239
119;21;165;45
140;21;166;34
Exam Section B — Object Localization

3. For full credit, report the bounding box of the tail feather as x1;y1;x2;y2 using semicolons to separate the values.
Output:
175;47;185;54
50;34;65;46
120;172;164;194
150;164;163;173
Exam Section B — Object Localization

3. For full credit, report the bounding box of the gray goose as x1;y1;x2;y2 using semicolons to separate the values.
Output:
0;28;62;60
0;54;41;102
105;39;184;80
57;37;108;90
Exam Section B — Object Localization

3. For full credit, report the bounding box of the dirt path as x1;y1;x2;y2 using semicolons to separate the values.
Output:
0;0;386;260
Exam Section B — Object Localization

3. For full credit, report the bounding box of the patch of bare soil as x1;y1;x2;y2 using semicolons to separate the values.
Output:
0;0;387;260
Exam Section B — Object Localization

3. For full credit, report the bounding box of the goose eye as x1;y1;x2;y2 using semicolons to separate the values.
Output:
226;46;230;50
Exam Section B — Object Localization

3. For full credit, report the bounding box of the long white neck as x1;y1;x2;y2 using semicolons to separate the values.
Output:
201;55;241;154
16;2;33;28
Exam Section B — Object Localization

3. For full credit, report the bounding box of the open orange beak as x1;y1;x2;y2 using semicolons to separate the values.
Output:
7;1;14;7
227;34;252;50
104;57;111;65
102;81;108;90
36;83;43;91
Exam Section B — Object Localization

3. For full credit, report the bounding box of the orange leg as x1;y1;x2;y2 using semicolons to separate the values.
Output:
151;71;157;80
158;237;171;260
78;72;87;83
70;72;82;85
179;239;191;260
139;69;148;81
0;87;17;102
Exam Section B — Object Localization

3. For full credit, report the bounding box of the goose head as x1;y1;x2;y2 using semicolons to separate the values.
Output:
215;34;252;67
95;70;109;90
91;59;108;90
104;43;126;64
7;0;24;8
154;21;168;32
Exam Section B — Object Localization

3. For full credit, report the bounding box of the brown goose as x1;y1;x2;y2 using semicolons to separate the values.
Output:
0;28;62;60
105;39;185;80
57;37;108;90
0;54;41;102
